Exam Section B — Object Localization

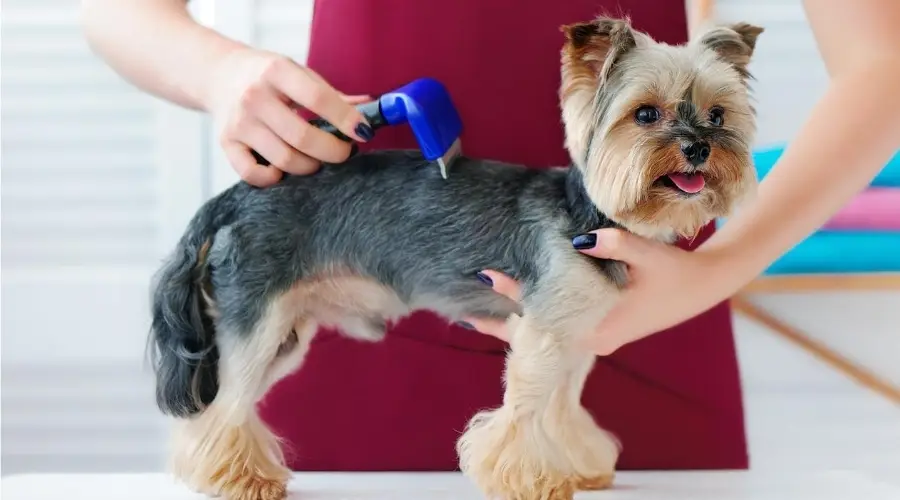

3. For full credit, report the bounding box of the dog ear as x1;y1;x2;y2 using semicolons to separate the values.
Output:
560;16;637;84
696;22;764;77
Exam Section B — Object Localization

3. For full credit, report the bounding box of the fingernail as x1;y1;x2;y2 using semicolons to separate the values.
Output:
456;321;475;330
476;272;493;286
572;233;597;250
355;122;374;141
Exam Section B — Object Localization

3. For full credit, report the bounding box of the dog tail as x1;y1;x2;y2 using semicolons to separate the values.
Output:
148;184;246;418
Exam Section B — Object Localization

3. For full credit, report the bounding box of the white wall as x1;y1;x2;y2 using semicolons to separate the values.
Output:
1;0;209;475
716;0;900;387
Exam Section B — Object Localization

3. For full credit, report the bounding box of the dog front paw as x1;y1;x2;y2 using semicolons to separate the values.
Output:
576;474;615;491
457;404;618;499
217;474;289;500
457;406;573;499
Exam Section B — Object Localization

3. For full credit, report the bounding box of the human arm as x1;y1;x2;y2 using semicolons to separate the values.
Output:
698;0;900;292
468;0;900;353
80;0;241;110
79;0;373;186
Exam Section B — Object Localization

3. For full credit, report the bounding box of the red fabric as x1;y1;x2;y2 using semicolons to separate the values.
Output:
258;0;749;471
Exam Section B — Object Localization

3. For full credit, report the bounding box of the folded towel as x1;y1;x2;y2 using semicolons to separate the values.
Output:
764;230;900;275
753;145;900;188
822;188;900;230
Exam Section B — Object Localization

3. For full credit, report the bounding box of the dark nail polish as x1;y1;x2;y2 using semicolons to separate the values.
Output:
252;149;270;166
456;321;475;330
572;233;597;250
355;122;374;141
476;272;493;286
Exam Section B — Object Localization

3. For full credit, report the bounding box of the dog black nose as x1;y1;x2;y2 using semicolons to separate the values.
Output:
681;141;711;166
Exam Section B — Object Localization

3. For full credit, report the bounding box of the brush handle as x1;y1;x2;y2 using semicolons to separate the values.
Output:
249;77;461;167
251;100;387;166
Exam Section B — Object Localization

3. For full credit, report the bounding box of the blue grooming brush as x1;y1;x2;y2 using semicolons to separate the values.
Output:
252;77;464;179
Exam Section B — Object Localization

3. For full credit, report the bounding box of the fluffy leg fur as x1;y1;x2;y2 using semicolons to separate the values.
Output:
169;298;315;500
457;258;621;500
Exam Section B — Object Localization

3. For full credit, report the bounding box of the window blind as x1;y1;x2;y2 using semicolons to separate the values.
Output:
1;0;200;475
254;0;315;62
1;0;162;270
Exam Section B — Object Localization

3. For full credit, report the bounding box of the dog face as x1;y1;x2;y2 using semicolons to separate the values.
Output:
559;17;763;240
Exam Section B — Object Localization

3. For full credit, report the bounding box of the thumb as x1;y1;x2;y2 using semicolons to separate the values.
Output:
574;228;659;263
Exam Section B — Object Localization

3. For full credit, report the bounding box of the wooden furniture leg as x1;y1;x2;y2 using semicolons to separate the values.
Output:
731;294;900;406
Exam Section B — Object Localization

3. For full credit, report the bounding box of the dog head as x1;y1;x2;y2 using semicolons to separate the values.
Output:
559;16;763;240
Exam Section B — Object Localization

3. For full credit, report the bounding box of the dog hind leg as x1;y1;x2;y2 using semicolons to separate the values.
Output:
330;315;387;342
169;298;315;500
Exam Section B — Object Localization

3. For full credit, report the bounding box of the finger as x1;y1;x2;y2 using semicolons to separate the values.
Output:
573;228;657;263
587;335;622;357
223;141;283;187
304;68;373;105
583;315;627;357
461;317;510;342
266;60;370;142
302;66;337;87
254;88;352;164
242;118;321;175
587;292;662;356
341;94;373;105
477;270;523;302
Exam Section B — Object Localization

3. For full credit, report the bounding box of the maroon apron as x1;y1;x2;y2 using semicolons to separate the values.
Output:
258;0;749;471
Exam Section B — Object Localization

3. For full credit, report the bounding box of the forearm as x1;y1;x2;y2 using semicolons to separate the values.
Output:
703;59;900;284
80;0;246;110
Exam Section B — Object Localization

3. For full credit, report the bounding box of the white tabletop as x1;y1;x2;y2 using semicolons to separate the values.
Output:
2;470;899;500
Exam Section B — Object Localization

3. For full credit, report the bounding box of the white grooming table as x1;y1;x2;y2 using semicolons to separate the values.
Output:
3;471;899;500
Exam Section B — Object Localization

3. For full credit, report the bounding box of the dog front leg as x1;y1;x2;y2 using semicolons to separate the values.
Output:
457;312;619;500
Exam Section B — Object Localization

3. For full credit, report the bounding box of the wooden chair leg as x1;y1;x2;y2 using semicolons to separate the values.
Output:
731;294;900;406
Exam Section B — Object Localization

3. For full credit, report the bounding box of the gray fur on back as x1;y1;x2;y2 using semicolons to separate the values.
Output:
202;150;625;338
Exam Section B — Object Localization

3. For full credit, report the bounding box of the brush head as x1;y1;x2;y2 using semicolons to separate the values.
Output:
378;78;463;163
435;137;463;179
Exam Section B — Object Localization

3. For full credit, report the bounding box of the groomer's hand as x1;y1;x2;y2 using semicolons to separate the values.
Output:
205;48;374;187
464;228;733;355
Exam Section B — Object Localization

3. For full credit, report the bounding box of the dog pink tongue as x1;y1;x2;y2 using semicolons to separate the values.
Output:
667;173;705;193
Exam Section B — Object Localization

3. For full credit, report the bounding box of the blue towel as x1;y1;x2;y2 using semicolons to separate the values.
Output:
752;145;900;188
763;230;900;275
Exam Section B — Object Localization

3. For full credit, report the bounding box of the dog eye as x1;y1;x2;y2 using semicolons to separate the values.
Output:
708;107;725;127
634;106;661;125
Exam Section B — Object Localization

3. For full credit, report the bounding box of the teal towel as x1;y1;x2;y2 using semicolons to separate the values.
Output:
764;231;900;275
752;145;900;188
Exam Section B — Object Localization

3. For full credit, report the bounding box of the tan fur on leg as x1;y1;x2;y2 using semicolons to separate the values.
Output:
457;313;619;500
169;295;318;500
170;407;290;500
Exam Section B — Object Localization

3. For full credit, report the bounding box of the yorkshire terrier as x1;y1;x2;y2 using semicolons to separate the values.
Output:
149;15;763;500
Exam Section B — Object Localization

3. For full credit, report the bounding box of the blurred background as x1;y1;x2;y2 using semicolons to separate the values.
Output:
2;0;898;478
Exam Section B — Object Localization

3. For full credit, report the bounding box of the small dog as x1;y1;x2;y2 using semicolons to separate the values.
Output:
149;15;762;500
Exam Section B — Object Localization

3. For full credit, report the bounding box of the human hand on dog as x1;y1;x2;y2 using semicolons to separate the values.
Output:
464;228;736;355
206;48;374;187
